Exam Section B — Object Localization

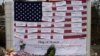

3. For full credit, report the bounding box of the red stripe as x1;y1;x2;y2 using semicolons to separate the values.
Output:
14;23;16;26
64;34;86;39
67;7;72;10
65;24;71;27
65;17;87;21
52;7;56;10
14;28;16;32
82;17;87;20
66;1;71;4
83;28;86;31
82;0;87;3
83;6;87;8
82;11;87;14
46;34;86;39
37;36;41;39
66;0;87;4
64;28;86;33
66;11;87;15
25;29;28;33
65;23;86;27
82;23;87;26
55;5;87;11
64;30;71;33
50;36;53;39
24;35;28;39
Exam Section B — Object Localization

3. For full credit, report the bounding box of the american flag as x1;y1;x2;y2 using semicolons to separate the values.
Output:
14;0;87;40
13;0;87;55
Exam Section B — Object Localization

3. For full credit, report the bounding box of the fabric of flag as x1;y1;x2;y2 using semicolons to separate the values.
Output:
14;0;87;39
14;1;42;22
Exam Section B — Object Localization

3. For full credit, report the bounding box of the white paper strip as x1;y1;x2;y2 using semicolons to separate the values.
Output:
72;1;82;5
42;16;52;22
56;1;66;6
72;27;82;33
41;28;51;33
73;6;84;11
54;28;64;33
56;6;67;11
15;27;26;33
40;34;51;39
42;7;52;11
41;22;51;27
71;17;82;22
71;12;82;16
54;17;65;22
27;28;38;33
15;21;26;26
42;2;53;7
28;34;37;39
53;34;63;39
54;22;65;27
27;22;37;27
71;23;82;27
14;33;25;39
55;12;66;16
43;12;53;16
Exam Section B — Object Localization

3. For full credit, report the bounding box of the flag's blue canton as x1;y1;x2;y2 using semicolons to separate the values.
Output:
14;1;42;22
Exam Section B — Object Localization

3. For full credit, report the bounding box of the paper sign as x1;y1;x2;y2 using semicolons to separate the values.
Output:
43;12;53;16
24;45;35;54
54;22;65;27
53;34;63;39
71;12;82;16
64;39;86;45
56;6;67;11
55;12;66;16
71;23;82;27
40;34;51;39
54;28;64;33
42;16;52;22
42;2;53;7
16;39;86;55
41;22;51;27
27;22;37;27
54;17;65;22
28;28;38;33
15;27;26;33
72;27;82;33
15;21;26;26
14;33;24;38
73;6;84;11
42;7;52;11
71;17;82;22
25;40;38;45
56;1;66;6
72;1;82;5
72;28;82;33
28;34;37;39
41;28;51;33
